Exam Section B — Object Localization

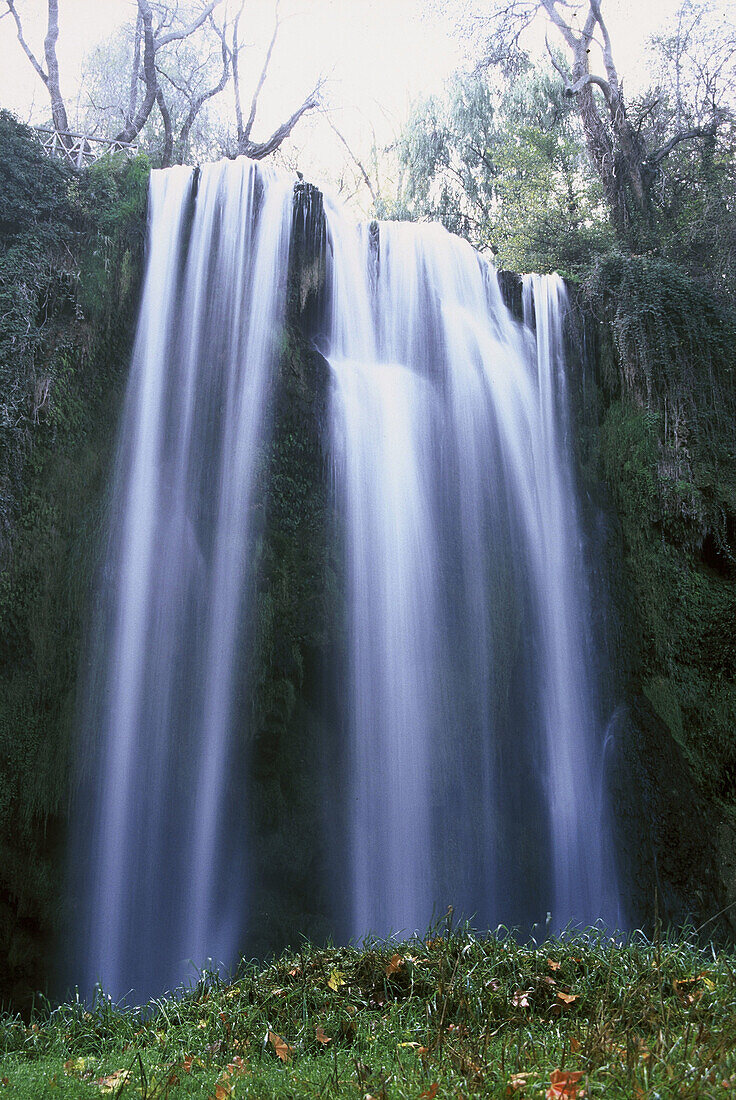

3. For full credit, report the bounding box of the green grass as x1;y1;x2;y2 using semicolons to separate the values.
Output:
1;924;735;1098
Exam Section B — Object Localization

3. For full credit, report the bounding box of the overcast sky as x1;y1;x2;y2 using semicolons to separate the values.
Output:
0;0;723;197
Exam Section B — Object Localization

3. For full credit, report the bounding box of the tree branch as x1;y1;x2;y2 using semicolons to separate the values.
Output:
321;111;378;208
114;0;158;143
242;0;281;143
239;79;323;159
175;23;231;162
5;0;48;85
647;124;718;168
157;0;224;47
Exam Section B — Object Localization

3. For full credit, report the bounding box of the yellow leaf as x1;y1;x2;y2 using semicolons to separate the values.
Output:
98;1069;130;1094
63;1058;85;1076
327;969;345;991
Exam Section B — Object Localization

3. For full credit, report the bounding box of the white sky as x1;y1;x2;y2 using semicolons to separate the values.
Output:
0;0;716;202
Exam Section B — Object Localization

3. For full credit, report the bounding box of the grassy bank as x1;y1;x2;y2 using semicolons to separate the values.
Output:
1;925;735;1098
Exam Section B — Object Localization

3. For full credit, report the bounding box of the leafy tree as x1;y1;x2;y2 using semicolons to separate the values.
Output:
467;0;733;250
399;63;611;274
638;1;736;300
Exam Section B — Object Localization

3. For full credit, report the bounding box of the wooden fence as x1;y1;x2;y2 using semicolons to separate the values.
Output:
34;127;139;168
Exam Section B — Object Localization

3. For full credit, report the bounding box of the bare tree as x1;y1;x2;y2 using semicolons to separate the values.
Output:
4;0;70;136
115;0;323;164
6;0;324;166
474;0;727;243
224;0;323;159
114;0;226;150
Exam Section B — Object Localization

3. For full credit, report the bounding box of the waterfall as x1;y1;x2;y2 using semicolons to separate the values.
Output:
70;161;617;1001
325;208;618;939
71;159;294;1000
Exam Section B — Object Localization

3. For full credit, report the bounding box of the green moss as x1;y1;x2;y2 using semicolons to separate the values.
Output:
246;324;341;958
597;395;736;799
0;114;149;1006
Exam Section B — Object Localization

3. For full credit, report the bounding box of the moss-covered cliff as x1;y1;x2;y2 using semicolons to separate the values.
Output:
571;257;736;937
0;112;149;1006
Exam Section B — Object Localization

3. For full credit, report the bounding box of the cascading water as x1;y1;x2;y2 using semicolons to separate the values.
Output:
71;158;294;1000
325;208;618;939
70;160;618;1001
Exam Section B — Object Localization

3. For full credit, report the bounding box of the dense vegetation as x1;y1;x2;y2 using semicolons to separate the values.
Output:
0;111;149;1007
2;926;736;1098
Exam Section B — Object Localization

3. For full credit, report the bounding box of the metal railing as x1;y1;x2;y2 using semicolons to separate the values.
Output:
34;127;140;168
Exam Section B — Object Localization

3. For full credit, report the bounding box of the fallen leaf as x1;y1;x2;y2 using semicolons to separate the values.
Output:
547;959;561;971
183;1054;194;1074
398;1041;420;1048
507;1072;531;1095
268;1030;294;1062
327;969;345;991
416;1046;430;1056
386;953;404;976
570;1037;580;1053
98;1069;130;1094
547;1069;584;1099
420;1085;439;1100
556;991;579;1006
288;967;300;978
214;1083;231;1100
315;1026;332;1045
64;1058;86;1076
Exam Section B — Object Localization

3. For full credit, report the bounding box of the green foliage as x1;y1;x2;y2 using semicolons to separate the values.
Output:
585;252;736;453
0;113;149;1006
399;64;612;274
2;927;736;1097
0;112;75;240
